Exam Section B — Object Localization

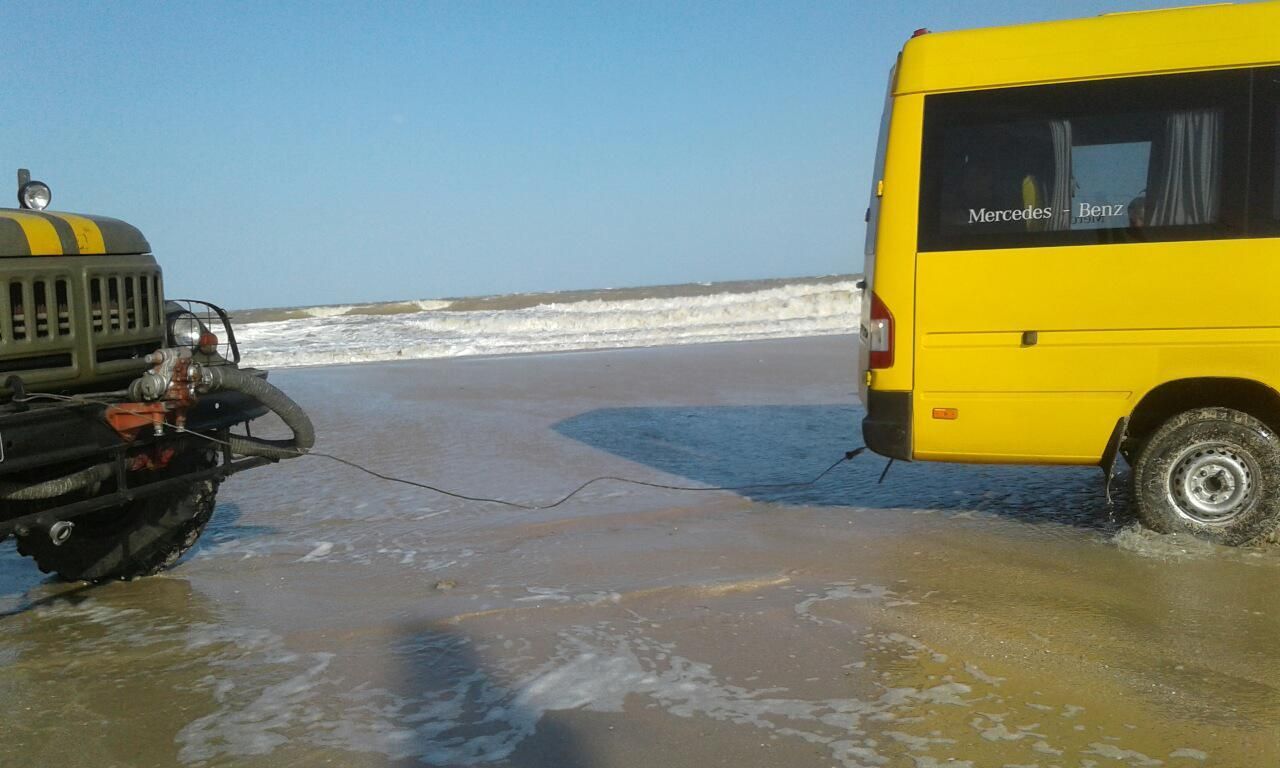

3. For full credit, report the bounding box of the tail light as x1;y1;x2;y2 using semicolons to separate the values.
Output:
868;291;894;369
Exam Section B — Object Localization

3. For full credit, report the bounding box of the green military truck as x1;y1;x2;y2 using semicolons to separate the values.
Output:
0;171;313;582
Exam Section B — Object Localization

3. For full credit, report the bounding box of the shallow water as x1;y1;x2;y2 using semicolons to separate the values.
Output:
1;337;1276;767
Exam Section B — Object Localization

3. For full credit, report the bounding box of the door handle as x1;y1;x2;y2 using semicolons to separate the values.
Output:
1021;331;1038;347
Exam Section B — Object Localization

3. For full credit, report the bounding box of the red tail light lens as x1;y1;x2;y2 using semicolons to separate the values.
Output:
868;291;894;369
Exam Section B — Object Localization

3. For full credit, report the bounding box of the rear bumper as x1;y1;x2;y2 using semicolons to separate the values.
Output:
862;389;912;461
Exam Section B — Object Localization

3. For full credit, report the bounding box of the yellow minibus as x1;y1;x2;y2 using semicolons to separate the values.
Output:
858;2;1280;545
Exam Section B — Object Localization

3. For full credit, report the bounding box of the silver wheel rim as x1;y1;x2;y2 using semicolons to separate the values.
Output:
1166;442;1256;525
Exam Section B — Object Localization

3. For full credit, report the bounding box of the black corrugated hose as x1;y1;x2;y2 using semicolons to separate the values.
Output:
201;366;315;460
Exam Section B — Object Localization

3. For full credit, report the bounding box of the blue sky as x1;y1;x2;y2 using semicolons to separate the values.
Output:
4;0;1176;308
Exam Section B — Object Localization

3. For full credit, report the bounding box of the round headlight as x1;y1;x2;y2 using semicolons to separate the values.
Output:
18;181;51;211
168;312;203;349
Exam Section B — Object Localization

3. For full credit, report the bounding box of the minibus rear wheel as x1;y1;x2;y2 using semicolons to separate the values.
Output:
1132;407;1280;546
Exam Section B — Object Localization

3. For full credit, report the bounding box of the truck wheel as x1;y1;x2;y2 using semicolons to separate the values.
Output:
16;451;221;582
1132;407;1280;546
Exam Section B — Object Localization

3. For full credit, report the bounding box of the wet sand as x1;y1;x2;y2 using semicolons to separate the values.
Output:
1;336;1277;767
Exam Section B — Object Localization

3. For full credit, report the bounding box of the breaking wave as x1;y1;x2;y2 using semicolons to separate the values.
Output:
233;278;860;369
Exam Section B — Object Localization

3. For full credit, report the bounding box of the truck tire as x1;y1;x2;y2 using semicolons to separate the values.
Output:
1132;407;1280;546
16;450;221;582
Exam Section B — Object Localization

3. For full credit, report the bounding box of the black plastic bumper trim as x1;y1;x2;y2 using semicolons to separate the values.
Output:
862;389;912;461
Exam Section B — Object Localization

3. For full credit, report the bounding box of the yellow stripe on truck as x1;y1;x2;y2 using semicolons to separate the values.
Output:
0;211;63;255
50;212;106;254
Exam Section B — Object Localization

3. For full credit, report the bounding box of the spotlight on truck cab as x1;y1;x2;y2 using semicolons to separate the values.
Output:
16;168;51;211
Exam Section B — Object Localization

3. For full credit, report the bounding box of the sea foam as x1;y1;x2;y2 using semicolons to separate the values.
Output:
233;279;860;369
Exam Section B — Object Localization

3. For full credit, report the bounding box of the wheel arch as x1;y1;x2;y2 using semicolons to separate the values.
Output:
1126;377;1280;452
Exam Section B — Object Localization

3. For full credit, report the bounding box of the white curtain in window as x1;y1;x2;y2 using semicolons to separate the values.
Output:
1147;109;1222;226
1047;119;1073;231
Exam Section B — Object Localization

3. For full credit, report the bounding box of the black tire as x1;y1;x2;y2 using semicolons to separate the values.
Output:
16;449;221;582
1132;407;1280;546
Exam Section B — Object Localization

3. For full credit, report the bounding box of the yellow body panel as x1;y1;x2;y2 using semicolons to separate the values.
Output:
896;2;1280;95
866;93;923;394
863;2;1280;465
914;240;1280;463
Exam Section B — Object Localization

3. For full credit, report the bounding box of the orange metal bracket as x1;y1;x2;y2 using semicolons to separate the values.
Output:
105;402;170;441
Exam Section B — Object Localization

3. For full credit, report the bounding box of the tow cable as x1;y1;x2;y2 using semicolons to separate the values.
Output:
11;391;870;511
307;447;869;510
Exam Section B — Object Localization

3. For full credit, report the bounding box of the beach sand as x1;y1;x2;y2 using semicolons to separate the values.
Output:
1;336;1277;766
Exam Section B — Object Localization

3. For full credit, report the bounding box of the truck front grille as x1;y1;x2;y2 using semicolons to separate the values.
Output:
0;256;165;391
89;272;162;335
6;278;72;341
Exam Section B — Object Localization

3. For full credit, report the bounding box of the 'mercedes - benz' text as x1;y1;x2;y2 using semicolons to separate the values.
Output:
967;202;1127;225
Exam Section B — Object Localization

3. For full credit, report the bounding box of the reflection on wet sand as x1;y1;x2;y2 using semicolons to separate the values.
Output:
1;337;1276;766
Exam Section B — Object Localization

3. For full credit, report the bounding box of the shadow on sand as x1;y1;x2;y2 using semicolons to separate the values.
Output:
553;403;1131;532
393;625;590;767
